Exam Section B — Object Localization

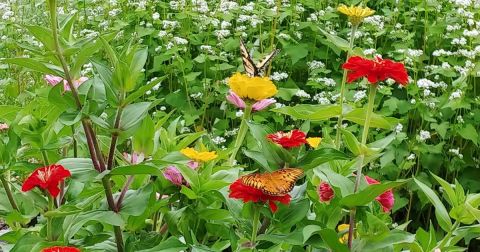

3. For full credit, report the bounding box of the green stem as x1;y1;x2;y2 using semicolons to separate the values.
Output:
228;104;253;165
438;221;460;249
347;85;376;248
41;150;49;166
251;206;261;248
335;24;358;148
0;176;19;211
47;195;54;241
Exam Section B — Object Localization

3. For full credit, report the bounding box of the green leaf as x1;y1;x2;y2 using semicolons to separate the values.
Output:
197;209;233;221
318;229;349;252
109;164;161;176
344;108;399;129
340;180;408;208
0;105;21;122
284;44;309;65
137;237;188;252
57;158;97;183
302;225;322;243
275;199;309;228
414;178;452;232
361;230;415;251
124;76;166;105
313;168;355;197
458;124;478;146
2;58;63;76
63;210;124;240
318;28;350;52
180;186;198;199
120;102;151;131
272;104;341;121
340;129;361;156
431;172;457;207
44;205;82;218
298;148;350;170
119;184;153;216
24;25;55;51
133;116;155;156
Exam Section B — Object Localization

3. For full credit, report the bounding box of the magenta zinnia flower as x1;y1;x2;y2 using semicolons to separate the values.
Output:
318;182;334;202
365;175;394;212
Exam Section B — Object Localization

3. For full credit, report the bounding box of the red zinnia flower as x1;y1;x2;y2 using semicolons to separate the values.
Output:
42;246;81;252
365;175;394;212
229;179;291;213
266;129;307;148
342;56;409;85
21;164;71;197
318;182;334;202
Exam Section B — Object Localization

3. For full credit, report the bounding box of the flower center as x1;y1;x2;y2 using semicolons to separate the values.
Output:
37;167;53;183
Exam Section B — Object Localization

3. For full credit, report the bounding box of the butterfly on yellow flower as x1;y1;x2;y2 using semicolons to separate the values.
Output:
240;168;304;196
239;39;280;77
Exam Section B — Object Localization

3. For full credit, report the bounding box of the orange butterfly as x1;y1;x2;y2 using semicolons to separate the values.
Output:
240;168;304;196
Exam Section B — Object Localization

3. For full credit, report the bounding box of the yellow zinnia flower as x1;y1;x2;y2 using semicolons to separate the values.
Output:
337;4;375;25
228;72;277;101
180;148;218;162
306;137;322;148
337;224;350;244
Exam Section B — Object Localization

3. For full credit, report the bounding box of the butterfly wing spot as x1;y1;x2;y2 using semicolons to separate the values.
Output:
240;168;304;196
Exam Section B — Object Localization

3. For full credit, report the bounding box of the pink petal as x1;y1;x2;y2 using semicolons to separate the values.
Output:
252;98;276;111
226;90;246;109
44;75;63;86
163;166;183;186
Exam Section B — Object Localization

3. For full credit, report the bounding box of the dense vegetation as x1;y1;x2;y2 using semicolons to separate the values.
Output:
0;0;479;251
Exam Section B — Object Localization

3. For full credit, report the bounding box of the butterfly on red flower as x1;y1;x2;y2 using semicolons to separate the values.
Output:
342;56;409;85
21;164;71;197
229;168;303;212
42;246;81;252
266;129;307;148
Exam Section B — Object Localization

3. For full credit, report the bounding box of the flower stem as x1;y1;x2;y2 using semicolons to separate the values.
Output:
0;175;19;211
347;84;376;248
335;24;358;149
251;206;261;248
228;104;253;165
438;221;460;249
47;195;54;241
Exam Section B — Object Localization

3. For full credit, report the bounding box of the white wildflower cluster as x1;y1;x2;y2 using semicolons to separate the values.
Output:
1;3;15;22
270;72;288;81
224;128;239;137
456;115;465;123
364;15;385;30
307;60;325;70
418;130;431;142
363;48;376;55
313;92;330;105
200;45;214;54
448;148;464;159
449;89;463;100
295;90;311;99
416;78;447;98
169;0;186;10
211;136;227;145
235;110;244;117
451;37;467;46
81;63;94;76
192;0;209;13
190;92;203;99
274;103;285;109
162;20;180;30
353;90;367;102
219;1;239;12
307;10;326;22
80;29;99;39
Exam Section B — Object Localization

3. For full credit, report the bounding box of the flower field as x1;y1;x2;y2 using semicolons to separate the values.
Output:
0;0;480;251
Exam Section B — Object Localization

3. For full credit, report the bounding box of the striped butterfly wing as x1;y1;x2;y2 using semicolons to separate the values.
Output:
239;39;258;77
256;48;280;73
241;168;304;196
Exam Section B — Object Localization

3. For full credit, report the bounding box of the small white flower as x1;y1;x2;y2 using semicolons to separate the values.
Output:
407;153;416;160
160;106;166;111
395;123;403;133
449;89;462;100
418;130;431;142
152;12;160;20
295;90;311;99
236;110;244;117
353;90;367;102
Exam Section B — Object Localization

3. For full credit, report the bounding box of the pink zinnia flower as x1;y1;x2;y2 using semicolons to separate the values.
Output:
226;90;275;112
44;75;63;86
0;123;8;131
163;166;183;186
123;152;145;164
365;175;394;212
44;75;88;92
318;182;334;202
